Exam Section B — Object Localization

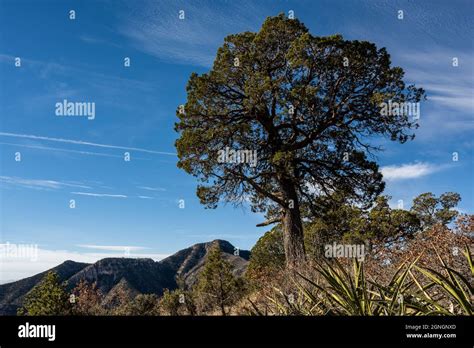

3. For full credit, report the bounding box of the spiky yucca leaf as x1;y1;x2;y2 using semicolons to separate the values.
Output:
412;245;473;315
296;259;384;315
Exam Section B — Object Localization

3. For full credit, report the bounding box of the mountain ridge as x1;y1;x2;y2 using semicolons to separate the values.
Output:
0;239;250;315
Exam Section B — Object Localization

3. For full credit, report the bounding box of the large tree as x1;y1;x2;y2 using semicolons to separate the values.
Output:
175;15;424;267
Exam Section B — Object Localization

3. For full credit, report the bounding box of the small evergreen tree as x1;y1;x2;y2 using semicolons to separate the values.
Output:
125;294;160;316
159;274;197;315
159;289;181;315
411;192;461;229
360;195;420;244
196;245;242;315
18;271;71;315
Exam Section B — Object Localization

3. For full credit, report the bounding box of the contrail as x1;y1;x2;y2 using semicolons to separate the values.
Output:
0;142;125;159
71;191;127;198
0;132;176;156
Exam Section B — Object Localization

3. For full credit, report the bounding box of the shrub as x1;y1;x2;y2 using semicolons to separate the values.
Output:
18;271;71;316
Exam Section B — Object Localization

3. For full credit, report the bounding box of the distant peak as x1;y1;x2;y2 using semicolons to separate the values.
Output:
95;257;155;264
206;239;236;253
59;260;90;267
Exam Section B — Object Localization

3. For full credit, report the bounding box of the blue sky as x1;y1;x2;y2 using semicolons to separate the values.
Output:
0;0;473;280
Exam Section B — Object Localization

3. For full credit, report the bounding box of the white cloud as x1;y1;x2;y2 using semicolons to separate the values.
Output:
0;142;126;159
428;94;473;112
137;186;166;192
0;176;91;190
0;175;163;200
394;49;474;140
381;162;441;181
71;191;127;198
399;50;474;113
0;132;176;156
77;245;148;251
0;247;169;283
118;1;268;67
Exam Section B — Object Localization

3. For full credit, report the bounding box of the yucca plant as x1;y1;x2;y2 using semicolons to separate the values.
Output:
296;258;386;315
264;284;325;315
247;245;472;316
368;257;435;316
245;275;326;315
272;257;436;316
411;245;473;315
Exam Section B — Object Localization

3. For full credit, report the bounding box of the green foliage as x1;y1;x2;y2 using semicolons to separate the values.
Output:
18;271;71;316
159;289;196;316
105;282;137;315
247;226;285;279
305;197;362;252
411;192;461;229
250;194;425;278
305;195;421;251
268;194;423;255
175;13;424;266
125;294;160;316
390;209;421;237
360;196;420;243
159;289;182;315
196;244;243;315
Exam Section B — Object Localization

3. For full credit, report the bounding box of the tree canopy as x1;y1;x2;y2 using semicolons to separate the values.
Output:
411;192;461;229
176;14;425;267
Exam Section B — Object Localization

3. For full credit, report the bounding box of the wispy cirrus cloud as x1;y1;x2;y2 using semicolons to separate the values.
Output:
138;195;154;199
0;132;176;156
117;0;269;67
0;176;91;190
396;50;474;139
381;162;442;181
71;191;127;198
0;53;154;104
0;142;129;159
400;50;474;114
77;244;148;251
1;174;163;201
137;186;166;192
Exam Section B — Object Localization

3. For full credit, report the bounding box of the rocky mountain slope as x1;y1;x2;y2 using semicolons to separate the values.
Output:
0;260;89;315
0;240;250;315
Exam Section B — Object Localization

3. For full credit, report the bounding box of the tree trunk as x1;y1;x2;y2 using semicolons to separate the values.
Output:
280;179;306;269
